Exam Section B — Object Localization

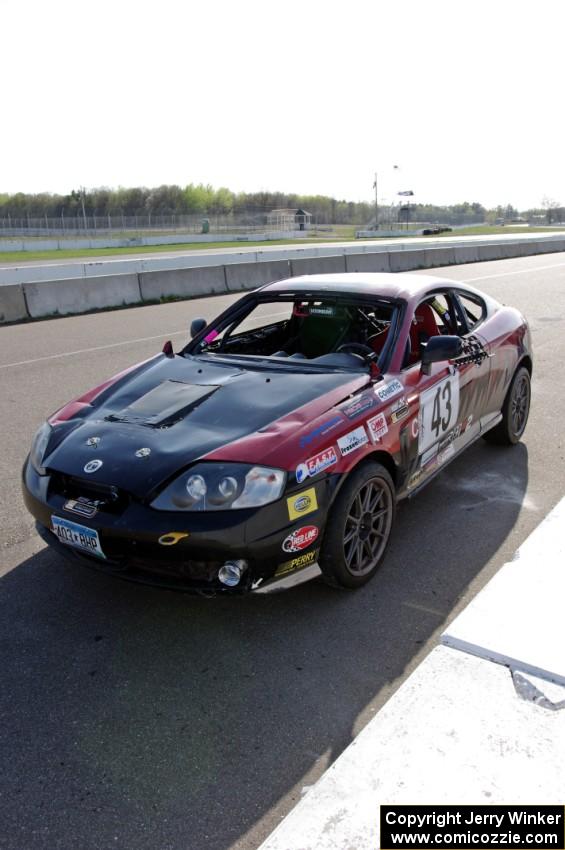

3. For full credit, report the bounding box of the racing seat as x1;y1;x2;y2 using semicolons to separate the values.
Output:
409;303;440;364
296;314;349;358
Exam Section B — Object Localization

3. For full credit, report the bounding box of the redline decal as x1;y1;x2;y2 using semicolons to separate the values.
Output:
282;525;319;553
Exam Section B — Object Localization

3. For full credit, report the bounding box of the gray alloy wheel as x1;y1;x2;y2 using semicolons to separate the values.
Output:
483;365;531;446
319;461;395;589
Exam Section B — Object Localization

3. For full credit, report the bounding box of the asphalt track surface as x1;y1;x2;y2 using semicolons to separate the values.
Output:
1;254;564;850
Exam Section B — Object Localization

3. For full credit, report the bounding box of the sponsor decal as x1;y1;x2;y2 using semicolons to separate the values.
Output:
390;396;409;423
309;305;335;317
83;459;103;474
367;412;388;443
411;417;419;439
287;487;318;521
438;414;474;453
421;444;439;466
375;379;403;403
438;444;455;465
408;454;439;490
282;525;319;553
63;497;98;519
337;426;369;456
296;447;338;483
340;394;376;420
86;436;100;447
300;415;343;449
135;447;151;458
158;532;190;546
275;548;319;578
418;373;460;454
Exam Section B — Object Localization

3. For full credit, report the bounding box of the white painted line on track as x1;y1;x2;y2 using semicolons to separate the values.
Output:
0;311;288;371
463;261;565;282
0;331;188;370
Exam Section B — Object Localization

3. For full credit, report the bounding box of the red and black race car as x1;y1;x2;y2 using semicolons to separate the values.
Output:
22;273;532;594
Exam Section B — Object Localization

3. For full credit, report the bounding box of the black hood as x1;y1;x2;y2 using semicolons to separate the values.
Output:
44;354;366;498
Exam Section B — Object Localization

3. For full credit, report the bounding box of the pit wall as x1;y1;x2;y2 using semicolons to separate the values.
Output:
1;235;565;324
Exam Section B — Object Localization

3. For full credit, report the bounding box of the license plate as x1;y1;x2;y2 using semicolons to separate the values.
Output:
51;516;106;559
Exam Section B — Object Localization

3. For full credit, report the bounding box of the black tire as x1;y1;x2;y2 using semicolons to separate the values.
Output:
319;461;395;589
483;365;531;445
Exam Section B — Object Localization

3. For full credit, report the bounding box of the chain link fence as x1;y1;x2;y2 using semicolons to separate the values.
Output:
0;211;322;238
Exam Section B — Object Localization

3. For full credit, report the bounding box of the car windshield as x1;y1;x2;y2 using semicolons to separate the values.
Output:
186;294;397;372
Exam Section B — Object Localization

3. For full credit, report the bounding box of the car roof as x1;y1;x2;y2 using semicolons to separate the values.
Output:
262;272;480;303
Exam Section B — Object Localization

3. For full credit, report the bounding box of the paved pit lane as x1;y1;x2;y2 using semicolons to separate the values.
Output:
1;253;564;850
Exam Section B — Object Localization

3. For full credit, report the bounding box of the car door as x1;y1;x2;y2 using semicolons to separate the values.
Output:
399;290;488;492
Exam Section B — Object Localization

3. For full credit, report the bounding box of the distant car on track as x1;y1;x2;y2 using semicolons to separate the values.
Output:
22;273;532;594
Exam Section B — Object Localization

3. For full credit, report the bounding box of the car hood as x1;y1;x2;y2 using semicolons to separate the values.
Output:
44;354;369;498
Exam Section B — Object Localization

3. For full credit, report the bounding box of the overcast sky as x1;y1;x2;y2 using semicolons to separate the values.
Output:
2;0;563;209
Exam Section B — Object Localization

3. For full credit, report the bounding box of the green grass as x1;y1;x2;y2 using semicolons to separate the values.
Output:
434;225;564;237
1;224;562;264
0;235;363;264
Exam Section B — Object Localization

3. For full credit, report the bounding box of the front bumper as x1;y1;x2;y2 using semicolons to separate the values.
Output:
23;460;331;594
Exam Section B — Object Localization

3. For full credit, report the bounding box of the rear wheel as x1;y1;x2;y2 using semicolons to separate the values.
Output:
483;365;531;445
319;461;395;589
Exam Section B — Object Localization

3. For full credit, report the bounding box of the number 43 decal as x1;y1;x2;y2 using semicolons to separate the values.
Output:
418;374;460;454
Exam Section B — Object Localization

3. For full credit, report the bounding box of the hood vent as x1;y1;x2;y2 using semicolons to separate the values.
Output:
106;380;219;428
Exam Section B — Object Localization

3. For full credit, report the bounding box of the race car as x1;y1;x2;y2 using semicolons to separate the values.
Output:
22;273;532;594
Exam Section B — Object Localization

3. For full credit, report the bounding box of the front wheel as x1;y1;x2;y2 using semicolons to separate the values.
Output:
319;461;395;589
483;365;531;445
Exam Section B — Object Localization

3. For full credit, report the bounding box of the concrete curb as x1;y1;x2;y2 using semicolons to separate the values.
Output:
257;497;565;850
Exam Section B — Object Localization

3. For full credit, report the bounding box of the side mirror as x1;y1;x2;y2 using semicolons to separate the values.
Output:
421;335;462;375
190;318;207;339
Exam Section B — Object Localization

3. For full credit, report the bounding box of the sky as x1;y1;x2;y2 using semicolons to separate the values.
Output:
2;0;564;209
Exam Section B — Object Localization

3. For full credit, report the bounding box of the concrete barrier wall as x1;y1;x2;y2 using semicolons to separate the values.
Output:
389;250;427;272
225;260;290;292
423;246;457;268
139;266;227;302
452;244;481;264
290;255;347;276
0;284;28;323
3;235;565;323
345;252;391;273
23;274;142;318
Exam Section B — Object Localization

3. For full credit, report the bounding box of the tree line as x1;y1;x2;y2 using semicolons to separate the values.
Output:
0;185;560;225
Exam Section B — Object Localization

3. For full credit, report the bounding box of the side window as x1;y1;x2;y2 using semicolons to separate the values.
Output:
456;293;486;333
428;294;455;333
404;293;457;368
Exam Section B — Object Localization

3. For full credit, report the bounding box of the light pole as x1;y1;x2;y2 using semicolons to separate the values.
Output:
80;186;88;232
373;172;378;229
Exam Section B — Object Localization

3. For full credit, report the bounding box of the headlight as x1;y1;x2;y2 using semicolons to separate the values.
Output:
29;422;53;475
151;463;286;511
